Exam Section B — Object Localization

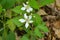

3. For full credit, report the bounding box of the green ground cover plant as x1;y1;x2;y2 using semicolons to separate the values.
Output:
0;0;55;40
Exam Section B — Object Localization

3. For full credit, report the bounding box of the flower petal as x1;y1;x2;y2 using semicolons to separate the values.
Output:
29;7;33;11
29;15;32;20
24;13;28;19
21;7;26;10
19;19;25;23
29;20;33;23
26;9;30;13
23;3;27;7
25;22;29;28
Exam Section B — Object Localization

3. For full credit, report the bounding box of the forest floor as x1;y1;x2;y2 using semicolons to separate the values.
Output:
16;0;60;40
38;0;60;40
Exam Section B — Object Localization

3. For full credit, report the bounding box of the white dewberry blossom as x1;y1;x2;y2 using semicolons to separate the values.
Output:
19;13;33;28
21;2;33;13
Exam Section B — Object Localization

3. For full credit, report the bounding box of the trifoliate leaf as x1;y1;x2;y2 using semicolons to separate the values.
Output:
20;35;29;40
12;17;23;27
0;0;16;9
39;0;55;7
37;23;49;32
29;0;39;9
12;6;23;14
7;20;16;32
32;14;42;26
34;27;44;38
6;32;16;40
2;29;7;40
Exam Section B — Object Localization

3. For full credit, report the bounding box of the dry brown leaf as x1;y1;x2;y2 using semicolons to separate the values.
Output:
53;20;60;29
46;21;50;27
56;0;60;7
52;37;56;40
56;0;60;10
53;28;60;38
37;9;48;15
15;33;20;40
39;38;44;40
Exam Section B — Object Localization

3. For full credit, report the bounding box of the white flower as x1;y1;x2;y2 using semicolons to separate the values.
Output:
21;3;33;13
19;13;33;28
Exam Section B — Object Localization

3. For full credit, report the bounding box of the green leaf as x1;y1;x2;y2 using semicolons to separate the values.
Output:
20;35;29;40
16;0;23;2
29;0;39;9
37;23;49;32
0;0;2;2
2;29;7;40
0;5;2;13
5;10;12;18
12;6;23;14
33;14;42;26
16;0;26;3
6;32;16;40
12;17;23;27
34;27;44;38
0;36;2;40
39;0;55;7
7;20;16;32
0;0;15;9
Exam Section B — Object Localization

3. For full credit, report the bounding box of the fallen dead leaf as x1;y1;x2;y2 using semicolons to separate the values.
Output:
37;9;48;15
56;0;60;10
46;21;50;27
53;20;60;29
39;38;44;40
52;37;56;40
53;28;60;38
